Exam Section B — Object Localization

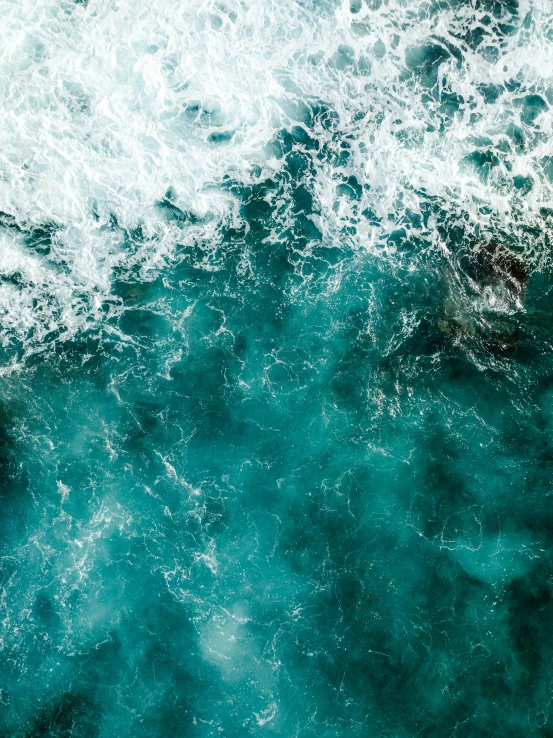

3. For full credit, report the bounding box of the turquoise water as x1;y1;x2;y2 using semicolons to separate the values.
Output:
2;0;553;735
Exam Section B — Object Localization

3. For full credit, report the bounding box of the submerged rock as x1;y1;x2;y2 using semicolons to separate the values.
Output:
439;241;529;352
474;241;529;304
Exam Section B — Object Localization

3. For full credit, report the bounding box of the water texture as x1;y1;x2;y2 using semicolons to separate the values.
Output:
1;0;553;735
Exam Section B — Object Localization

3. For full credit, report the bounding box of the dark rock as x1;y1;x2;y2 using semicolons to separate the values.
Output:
474;241;529;302
439;241;530;353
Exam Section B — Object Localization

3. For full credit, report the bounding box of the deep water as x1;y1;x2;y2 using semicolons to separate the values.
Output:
2;0;553;736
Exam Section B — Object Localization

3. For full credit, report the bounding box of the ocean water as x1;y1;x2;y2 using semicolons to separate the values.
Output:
1;0;553;735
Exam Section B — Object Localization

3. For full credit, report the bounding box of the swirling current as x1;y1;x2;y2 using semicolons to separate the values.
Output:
2;0;553;736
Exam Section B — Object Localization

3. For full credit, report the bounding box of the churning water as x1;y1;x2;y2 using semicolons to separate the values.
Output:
2;0;553;735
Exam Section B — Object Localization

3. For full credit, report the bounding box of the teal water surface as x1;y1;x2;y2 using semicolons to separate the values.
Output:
2;0;553;736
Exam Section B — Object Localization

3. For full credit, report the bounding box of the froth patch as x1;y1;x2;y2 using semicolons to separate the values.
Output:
0;0;552;361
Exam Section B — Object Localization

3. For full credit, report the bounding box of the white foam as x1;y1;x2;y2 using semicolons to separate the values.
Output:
0;0;551;359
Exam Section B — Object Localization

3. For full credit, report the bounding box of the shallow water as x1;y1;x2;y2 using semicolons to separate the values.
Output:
2;0;553;736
